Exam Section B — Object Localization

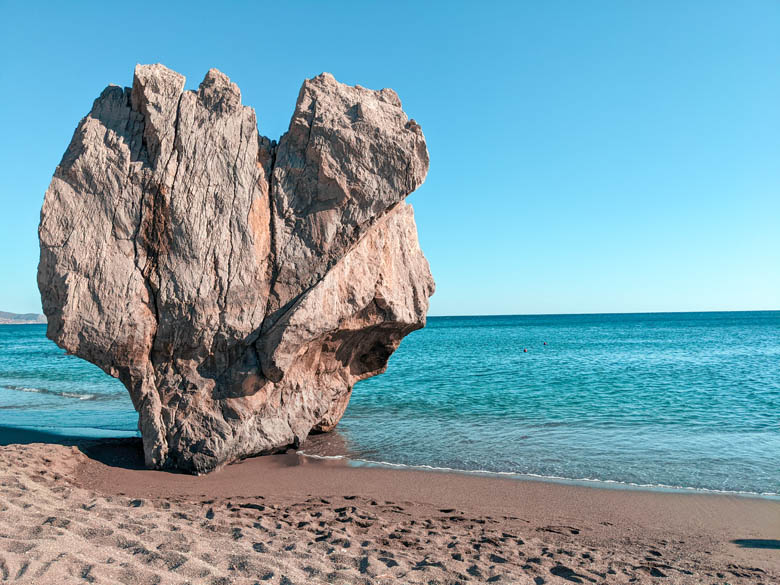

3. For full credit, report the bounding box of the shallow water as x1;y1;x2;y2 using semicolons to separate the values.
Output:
0;324;136;438
1;311;779;495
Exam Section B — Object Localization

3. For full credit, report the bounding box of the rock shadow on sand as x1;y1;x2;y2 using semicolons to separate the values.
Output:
0;426;148;471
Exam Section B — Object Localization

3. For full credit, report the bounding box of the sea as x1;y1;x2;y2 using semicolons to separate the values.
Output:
1;311;778;497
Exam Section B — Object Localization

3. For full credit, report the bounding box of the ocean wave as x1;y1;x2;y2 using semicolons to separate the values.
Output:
0;384;114;402
296;450;780;499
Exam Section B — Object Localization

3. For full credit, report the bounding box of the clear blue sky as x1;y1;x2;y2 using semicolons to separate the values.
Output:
1;1;778;316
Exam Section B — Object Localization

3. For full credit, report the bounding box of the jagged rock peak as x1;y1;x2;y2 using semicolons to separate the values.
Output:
38;64;434;473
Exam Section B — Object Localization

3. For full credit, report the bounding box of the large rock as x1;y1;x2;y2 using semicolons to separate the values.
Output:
38;64;434;473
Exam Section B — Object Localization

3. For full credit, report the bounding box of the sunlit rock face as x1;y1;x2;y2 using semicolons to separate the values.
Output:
38;64;434;473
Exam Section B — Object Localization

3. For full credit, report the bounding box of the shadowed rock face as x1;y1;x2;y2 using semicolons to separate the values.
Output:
38;64;434;473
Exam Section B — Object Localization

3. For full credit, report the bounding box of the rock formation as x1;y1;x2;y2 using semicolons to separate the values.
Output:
38;64;434;473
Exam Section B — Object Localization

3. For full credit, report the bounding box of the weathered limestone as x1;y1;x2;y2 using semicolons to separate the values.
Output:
38;64;434;473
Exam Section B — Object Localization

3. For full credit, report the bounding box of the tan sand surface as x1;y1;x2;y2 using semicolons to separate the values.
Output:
0;439;778;584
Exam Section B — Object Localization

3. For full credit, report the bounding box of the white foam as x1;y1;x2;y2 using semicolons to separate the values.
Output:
296;450;780;499
1;384;100;401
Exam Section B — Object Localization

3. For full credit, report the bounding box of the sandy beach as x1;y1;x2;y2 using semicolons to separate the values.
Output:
0;435;777;585
2;1;778;584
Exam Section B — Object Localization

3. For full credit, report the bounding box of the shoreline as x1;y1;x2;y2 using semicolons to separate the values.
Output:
298;450;780;501
0;438;778;583
74;439;780;537
2;425;778;501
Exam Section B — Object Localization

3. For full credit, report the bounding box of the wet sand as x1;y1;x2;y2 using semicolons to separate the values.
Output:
0;437;778;584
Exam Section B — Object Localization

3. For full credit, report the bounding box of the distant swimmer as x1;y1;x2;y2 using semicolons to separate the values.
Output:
523;348;528;353
543;342;547;345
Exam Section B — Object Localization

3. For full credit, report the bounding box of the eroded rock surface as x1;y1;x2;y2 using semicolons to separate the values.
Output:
38;64;434;473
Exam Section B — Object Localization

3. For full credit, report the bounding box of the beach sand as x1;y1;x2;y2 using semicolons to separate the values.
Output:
0;437;777;584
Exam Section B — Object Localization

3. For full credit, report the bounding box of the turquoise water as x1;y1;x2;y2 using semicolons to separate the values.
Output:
0;324;136;438
1;312;779;495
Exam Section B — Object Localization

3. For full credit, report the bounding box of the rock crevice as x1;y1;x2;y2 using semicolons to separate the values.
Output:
38;64;434;473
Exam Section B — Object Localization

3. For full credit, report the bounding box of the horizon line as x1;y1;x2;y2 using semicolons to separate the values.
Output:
428;308;779;318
